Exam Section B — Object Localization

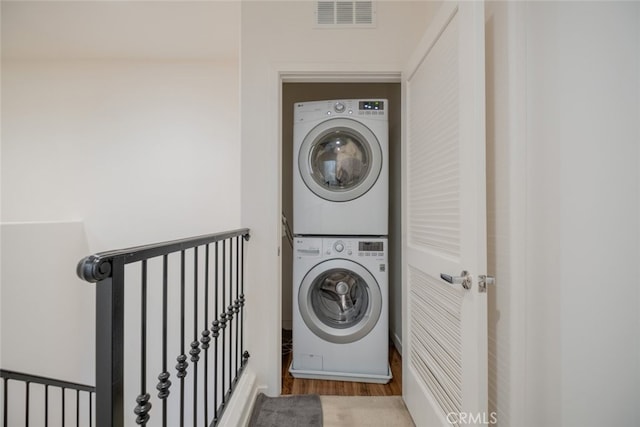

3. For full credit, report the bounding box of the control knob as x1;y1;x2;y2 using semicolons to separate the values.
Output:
334;102;346;113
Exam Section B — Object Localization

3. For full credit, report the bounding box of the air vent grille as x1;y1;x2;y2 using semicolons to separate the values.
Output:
315;1;376;28
354;1;373;24
317;1;335;25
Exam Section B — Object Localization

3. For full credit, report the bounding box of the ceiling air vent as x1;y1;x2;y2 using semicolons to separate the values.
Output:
315;1;376;29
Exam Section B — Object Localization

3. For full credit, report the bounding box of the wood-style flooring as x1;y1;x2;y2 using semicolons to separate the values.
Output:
281;330;402;396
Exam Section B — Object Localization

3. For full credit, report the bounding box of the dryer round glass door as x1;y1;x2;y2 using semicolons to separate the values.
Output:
298;259;382;344
298;118;383;202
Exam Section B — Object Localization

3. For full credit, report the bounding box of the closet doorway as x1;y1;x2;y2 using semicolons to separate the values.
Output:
281;82;402;396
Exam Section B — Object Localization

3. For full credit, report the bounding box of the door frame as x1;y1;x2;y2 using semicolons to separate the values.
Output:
274;65;402;393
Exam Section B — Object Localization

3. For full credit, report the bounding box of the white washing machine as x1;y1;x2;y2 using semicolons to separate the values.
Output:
290;236;391;383
293;99;389;236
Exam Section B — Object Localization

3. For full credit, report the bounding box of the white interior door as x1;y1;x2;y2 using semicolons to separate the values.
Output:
402;2;488;426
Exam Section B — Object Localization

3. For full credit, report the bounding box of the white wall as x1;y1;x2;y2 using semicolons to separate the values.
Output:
2;58;241;426
525;2;640;425
240;1;437;394
484;2;640;426
1;58;241;425
2;59;241;250
1;4;242;424
1;221;94;382
1;221;95;425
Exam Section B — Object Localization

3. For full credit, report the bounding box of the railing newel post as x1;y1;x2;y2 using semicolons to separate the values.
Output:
94;256;125;427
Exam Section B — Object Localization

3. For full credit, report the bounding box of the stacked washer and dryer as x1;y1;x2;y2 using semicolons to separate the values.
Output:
290;99;391;383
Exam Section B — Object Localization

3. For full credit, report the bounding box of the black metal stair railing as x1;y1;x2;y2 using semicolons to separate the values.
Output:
76;228;250;427
1;369;95;426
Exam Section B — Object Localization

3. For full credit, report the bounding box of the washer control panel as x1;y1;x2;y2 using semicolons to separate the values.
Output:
322;238;386;260
294;238;322;259
324;239;353;256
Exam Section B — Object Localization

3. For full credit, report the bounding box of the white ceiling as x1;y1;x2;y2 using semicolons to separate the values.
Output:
1;1;241;60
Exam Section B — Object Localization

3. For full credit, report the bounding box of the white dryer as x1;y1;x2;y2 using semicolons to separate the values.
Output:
290;236;391;383
293;99;388;236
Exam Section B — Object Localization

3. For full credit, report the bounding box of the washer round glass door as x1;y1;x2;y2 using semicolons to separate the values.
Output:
298;118;382;202
298;259;382;344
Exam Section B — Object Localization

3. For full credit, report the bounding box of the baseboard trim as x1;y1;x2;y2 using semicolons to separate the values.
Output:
218;368;265;427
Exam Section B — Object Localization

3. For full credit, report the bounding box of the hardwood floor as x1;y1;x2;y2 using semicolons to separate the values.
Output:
281;330;403;396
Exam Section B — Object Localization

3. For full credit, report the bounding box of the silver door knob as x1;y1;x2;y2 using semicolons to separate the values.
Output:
440;270;472;290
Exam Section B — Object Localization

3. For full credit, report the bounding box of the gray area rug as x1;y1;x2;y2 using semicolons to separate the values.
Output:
248;393;322;427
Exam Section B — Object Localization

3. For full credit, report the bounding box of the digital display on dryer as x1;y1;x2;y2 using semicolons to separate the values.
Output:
359;101;384;111
359;241;383;252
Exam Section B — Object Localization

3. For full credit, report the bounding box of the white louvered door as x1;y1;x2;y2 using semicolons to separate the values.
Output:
402;2;487;426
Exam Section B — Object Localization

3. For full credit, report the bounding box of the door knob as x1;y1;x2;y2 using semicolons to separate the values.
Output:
440;270;472;290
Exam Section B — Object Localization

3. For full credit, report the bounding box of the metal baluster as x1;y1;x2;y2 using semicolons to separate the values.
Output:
211;241;220;424
219;240;227;411
235;236;240;382
227;238;234;394
157;255;171;427
3;378;7;427
240;235;247;367
25;381;29;427
176;251;188;427
45;385;48;427
89;392;93;427
76;389;79;427
61;388;65;427
201;244;211;427
191;247;201;427
136;260;151;425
